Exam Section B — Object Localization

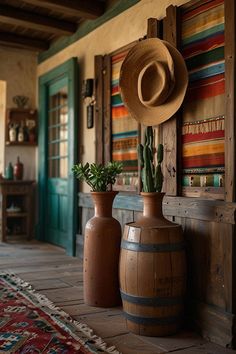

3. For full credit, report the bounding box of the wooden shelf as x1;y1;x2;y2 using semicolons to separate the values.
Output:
6;141;37;146
6;108;37;146
0;180;35;242
6;212;27;218
6;234;27;238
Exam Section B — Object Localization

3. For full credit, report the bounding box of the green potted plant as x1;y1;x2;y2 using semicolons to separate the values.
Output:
72;161;123;308
136;125;167;226
119;126;186;337
72;161;123;192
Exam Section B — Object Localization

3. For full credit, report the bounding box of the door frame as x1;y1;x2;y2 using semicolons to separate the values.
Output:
38;58;78;256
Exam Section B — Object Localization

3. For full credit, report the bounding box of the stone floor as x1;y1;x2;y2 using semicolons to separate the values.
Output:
0;240;235;354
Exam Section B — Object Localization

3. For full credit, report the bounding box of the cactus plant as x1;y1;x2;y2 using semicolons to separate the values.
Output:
137;126;164;192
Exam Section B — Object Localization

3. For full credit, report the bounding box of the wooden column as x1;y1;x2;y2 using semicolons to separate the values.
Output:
162;5;181;196
147;18;162;38
225;0;236;203
224;0;236;316
94;55;104;164
103;55;112;164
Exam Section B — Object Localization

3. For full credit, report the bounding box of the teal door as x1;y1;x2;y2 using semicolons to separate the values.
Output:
38;58;78;256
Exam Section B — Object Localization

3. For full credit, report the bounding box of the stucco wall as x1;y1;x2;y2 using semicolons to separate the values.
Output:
37;0;190;191
0;47;38;180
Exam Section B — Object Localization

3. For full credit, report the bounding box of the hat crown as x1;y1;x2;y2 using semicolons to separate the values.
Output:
138;60;175;108
119;38;188;126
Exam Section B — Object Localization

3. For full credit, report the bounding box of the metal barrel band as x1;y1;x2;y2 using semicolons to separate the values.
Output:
124;312;182;325
121;239;185;252
120;290;184;306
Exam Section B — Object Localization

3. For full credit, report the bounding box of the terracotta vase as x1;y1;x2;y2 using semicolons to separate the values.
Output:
119;192;187;336
84;191;121;307
13;157;24;180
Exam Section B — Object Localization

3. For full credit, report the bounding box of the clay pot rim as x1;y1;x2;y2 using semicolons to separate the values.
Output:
90;190;119;195
140;192;165;197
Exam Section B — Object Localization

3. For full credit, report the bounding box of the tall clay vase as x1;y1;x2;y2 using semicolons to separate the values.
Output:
119;192;187;336
84;191;121;307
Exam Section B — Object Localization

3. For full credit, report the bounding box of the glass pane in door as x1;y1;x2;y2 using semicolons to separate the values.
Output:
48;86;68;178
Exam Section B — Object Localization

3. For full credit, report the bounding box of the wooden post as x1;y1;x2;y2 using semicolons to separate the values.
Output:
162;5;181;196
224;0;236;316
103;55;112;164
94;55;104;164
147;18;162;39
225;0;236;203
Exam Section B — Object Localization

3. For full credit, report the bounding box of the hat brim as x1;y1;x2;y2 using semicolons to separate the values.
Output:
119;38;188;126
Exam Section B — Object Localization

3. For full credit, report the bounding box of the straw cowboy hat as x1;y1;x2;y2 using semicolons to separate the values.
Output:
119;38;188;126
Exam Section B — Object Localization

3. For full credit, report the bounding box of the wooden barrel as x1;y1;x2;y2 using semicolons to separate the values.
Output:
119;222;186;336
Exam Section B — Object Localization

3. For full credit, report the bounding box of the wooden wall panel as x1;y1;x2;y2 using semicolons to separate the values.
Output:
112;209;134;232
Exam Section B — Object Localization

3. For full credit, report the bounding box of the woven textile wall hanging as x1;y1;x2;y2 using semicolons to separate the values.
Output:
111;49;139;192
181;0;225;192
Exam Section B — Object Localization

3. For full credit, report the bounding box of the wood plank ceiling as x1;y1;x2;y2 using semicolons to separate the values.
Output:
0;0;108;52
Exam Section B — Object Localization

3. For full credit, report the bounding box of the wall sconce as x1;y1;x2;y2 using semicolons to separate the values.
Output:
82;79;95;129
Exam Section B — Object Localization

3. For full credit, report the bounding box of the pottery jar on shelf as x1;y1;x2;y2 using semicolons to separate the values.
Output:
9;124;17;142
13;157;24;180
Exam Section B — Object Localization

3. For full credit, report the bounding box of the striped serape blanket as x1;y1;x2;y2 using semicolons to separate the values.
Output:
111;48;139;192
181;0;225;190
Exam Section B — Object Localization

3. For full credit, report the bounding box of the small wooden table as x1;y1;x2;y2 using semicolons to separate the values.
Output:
0;180;35;242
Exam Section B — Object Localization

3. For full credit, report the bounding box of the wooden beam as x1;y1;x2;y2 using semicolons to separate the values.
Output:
22;0;105;19
0;31;49;51
0;4;77;36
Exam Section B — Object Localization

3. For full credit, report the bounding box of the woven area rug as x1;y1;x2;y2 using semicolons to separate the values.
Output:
0;273;120;353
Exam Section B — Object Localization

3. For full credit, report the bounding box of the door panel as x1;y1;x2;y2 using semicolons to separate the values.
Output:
38;58;78;255
46;78;69;248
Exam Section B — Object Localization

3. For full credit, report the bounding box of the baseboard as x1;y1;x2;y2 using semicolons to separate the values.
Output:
190;301;236;348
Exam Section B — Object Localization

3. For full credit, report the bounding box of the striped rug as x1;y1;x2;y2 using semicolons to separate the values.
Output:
111;48;139;192
181;0;225;190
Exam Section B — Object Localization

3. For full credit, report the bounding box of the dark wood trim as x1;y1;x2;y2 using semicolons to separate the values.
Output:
103;55;112;164
23;0;105;19
225;0;236;203
94;55;104;164
78;192;236;225
162;5;181;196
0;4;76;35
0;32;49;51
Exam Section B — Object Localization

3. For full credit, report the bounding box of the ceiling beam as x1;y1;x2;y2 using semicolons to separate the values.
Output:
0;32;49;51
22;0;105;19
0;4;77;35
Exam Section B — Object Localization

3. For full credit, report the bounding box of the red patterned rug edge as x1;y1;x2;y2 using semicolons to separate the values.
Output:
0;271;121;354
